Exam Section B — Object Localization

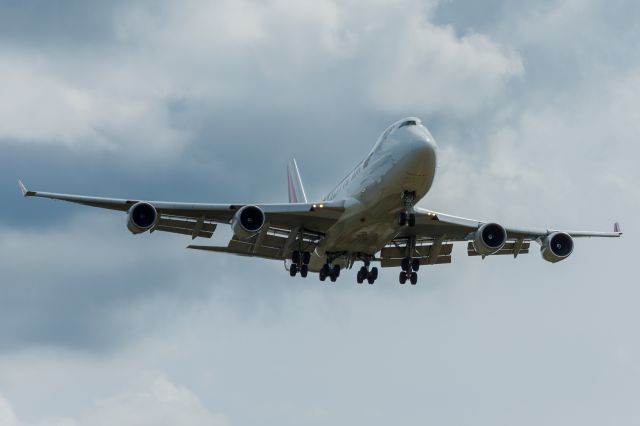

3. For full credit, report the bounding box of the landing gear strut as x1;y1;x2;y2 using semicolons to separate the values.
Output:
398;191;417;227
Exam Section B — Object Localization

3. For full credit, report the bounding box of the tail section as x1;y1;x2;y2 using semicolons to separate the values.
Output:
287;158;308;203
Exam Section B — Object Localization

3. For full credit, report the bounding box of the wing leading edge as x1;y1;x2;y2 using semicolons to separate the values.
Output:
17;180;345;238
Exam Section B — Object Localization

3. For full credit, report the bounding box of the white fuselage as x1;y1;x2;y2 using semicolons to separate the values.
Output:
309;118;438;271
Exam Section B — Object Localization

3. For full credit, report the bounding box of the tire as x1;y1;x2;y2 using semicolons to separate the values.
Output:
410;272;418;285
399;271;407;284
319;271;327;281
370;267;378;280
401;257;411;272
330;273;337;282
292;251;301;264
332;265;341;278
290;263;298;277
302;251;311;265
357;270;364;284
398;212;407;226
411;259;420;271
367;275;375;284
300;265;308;278
408;213;416;227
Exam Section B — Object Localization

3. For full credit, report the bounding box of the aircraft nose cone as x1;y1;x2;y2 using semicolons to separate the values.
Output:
402;126;437;169
394;125;438;192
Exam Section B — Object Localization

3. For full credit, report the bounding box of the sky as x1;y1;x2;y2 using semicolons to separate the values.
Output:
0;0;638;425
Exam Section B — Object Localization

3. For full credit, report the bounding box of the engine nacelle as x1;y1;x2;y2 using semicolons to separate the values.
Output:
472;222;507;256
541;232;574;263
231;205;266;239
127;202;158;234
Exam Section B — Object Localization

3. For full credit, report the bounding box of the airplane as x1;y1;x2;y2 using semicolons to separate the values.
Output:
18;117;622;285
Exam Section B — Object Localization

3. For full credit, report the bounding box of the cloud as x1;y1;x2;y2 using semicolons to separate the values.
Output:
0;374;228;426
0;0;521;154
0;0;639;425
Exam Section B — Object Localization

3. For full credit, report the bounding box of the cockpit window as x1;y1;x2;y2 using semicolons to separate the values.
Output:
398;120;417;128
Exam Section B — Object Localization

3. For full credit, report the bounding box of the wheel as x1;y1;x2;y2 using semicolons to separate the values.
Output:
289;263;298;277
398;212;408;226
367;277;375;284
357;269;365;284
408;213;416;227
411;259;420;271
399;271;407;284
292;251;301;264
370;267;378;280
302;251;311;265
300;264;308;278
319;264;329;281
401;257;411;272
410;272;418;285
330;272;337;282
332;265;341;278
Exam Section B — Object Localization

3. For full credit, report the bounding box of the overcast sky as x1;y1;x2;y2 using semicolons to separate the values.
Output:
0;0;638;425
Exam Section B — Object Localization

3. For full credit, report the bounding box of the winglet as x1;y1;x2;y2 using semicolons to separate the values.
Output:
614;222;622;235
18;180;35;197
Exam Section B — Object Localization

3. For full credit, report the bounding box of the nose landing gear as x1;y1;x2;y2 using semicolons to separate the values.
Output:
398;191;417;227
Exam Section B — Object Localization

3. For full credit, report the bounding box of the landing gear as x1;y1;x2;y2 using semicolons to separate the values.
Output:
290;250;311;279
399;191;417;227
398;237;420;285
356;261;378;285
330;265;340;282
398;212;408;226
398;271;418;285
357;266;367;284
411;258;420;271
319;264;329;281
367;267;378;285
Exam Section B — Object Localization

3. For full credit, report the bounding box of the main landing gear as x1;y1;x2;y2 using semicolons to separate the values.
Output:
398;236;420;285
398;191;417;227
289;250;311;278
319;263;341;283
356;261;379;285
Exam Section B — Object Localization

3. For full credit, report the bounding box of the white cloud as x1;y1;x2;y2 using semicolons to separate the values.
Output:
0;0;521;152
80;374;229;426
0;375;228;426
0;52;187;156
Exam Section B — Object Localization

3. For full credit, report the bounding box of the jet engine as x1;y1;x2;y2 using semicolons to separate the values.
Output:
127;202;158;234
540;232;574;263
472;222;507;256
231;205;266;239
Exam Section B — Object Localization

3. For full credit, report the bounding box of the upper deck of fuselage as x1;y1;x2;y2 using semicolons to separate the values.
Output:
323;118;437;202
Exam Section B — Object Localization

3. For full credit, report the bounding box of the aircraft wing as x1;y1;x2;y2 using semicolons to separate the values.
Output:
381;207;622;267
18;180;344;247
409;208;622;240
